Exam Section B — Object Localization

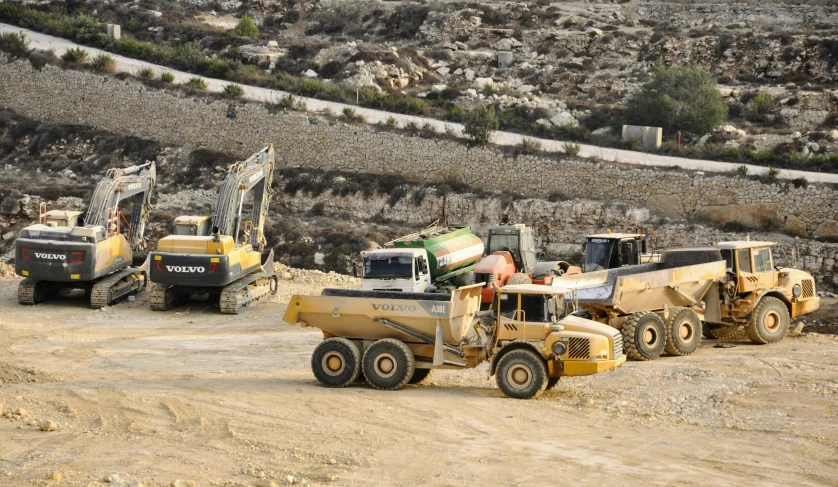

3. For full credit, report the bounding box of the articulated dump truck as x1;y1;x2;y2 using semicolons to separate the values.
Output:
284;284;625;399
551;242;820;361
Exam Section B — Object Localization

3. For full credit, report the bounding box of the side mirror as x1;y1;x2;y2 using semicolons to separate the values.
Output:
548;297;557;315
537;251;545;260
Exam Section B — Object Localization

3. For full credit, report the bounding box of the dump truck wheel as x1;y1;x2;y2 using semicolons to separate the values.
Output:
507;273;532;285
745;296;790;345
703;324;739;339
545;376;561;391
664;307;702;356
495;349;548;399
311;338;361;388
363;339;415;391
622;312;666;361
408;368;432;384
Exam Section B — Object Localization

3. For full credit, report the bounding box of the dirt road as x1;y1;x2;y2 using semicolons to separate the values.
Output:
1;277;837;487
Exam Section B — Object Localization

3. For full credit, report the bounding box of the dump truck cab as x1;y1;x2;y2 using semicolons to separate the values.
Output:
715;241;819;322
361;248;432;293
491;284;625;382
584;232;654;272
172;215;212;237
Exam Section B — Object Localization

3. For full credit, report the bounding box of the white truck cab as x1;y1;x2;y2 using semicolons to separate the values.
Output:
360;248;432;293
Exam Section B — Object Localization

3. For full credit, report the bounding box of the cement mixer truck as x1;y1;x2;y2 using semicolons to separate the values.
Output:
360;225;484;293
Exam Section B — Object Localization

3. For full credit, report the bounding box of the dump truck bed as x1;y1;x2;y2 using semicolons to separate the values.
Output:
551;247;726;315
284;284;482;345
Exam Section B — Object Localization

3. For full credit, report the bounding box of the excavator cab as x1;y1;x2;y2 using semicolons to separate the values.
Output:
43;210;84;228
173;216;213;237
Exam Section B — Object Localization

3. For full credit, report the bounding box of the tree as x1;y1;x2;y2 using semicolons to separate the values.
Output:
463;105;499;145
0;32;28;59
235;14;260;37
746;92;775;123
624;66;727;135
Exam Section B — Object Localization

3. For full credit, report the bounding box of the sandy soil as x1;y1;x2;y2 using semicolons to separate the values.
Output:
1;278;837;487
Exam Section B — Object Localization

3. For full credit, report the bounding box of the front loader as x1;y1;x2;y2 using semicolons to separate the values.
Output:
147;145;278;314
15;163;157;308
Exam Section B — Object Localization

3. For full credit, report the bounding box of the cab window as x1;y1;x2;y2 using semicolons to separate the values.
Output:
720;249;734;272
499;293;518;318
737;249;752;273
520;294;546;322
753;247;772;272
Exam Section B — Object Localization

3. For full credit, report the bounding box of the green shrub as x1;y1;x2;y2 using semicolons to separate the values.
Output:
137;67;155;79
73;14;109;46
0;32;28;59
562;142;582;156
115;37;151;59
746;92;775;123
188;77;208;90
516;137;543;155
792;177;808;188
278;94;297;109
462;105;499;145
736;164;749;176
342;107;365;122
421;122;437;136
61;47;88;64
385;116;399;128
207;58;233;77
404;120;419;132
235;14;260;37
160;72;175;83
91;53;117;73
224;83;245;98
298;78;323;97
765;165;781;183
125;18;142;33
625;66;727;135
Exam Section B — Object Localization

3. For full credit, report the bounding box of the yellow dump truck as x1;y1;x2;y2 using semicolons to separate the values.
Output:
284;284;625;399
551;242;820;361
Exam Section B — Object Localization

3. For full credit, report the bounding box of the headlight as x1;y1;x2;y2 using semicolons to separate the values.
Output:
552;341;567;356
792;284;801;297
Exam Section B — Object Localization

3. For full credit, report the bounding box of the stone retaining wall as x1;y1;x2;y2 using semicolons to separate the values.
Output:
1;56;837;238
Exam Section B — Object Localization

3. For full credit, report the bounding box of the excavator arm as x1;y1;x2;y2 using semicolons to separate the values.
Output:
211;145;275;251
84;162;157;251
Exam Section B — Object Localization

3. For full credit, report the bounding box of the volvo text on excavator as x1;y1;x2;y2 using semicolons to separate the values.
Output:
147;145;278;314
15;163;157;308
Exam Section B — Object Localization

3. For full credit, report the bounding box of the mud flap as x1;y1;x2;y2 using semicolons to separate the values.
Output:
433;321;444;366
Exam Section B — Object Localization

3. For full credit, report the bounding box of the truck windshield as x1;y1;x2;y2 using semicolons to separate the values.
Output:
363;256;413;278
585;239;614;272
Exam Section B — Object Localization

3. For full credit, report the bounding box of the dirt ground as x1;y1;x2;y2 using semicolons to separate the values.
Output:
1;275;837;487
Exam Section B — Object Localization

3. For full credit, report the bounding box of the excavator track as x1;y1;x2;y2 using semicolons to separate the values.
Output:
89;267;147;309
219;271;279;315
18;278;41;305
149;283;180;311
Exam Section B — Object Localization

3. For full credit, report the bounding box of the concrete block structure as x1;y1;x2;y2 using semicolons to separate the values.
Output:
622;125;662;150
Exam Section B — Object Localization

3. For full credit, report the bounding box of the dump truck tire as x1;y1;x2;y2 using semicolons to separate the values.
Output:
495;349;548;399
545;376;560;391
622;312;666;361
703;324;739;339
507;273;532;285
664;307;702;356
408;368;432;385
311;338;361;388
745;296;790;345
363;339;415;391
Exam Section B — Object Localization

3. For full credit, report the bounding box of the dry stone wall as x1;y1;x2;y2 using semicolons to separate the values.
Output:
1;56;838;239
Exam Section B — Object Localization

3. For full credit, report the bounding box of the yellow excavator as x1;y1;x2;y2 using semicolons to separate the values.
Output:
148;145;278;314
15;163;157;307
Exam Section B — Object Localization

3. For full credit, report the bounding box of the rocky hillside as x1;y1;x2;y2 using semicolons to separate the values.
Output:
2;110;836;291
2;1;837;161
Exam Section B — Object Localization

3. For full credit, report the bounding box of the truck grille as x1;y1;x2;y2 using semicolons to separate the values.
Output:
801;279;815;299
611;331;624;360
473;273;496;288
567;337;590;359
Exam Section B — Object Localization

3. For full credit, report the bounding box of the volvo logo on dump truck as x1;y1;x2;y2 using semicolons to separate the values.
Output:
165;265;206;273
371;303;417;312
